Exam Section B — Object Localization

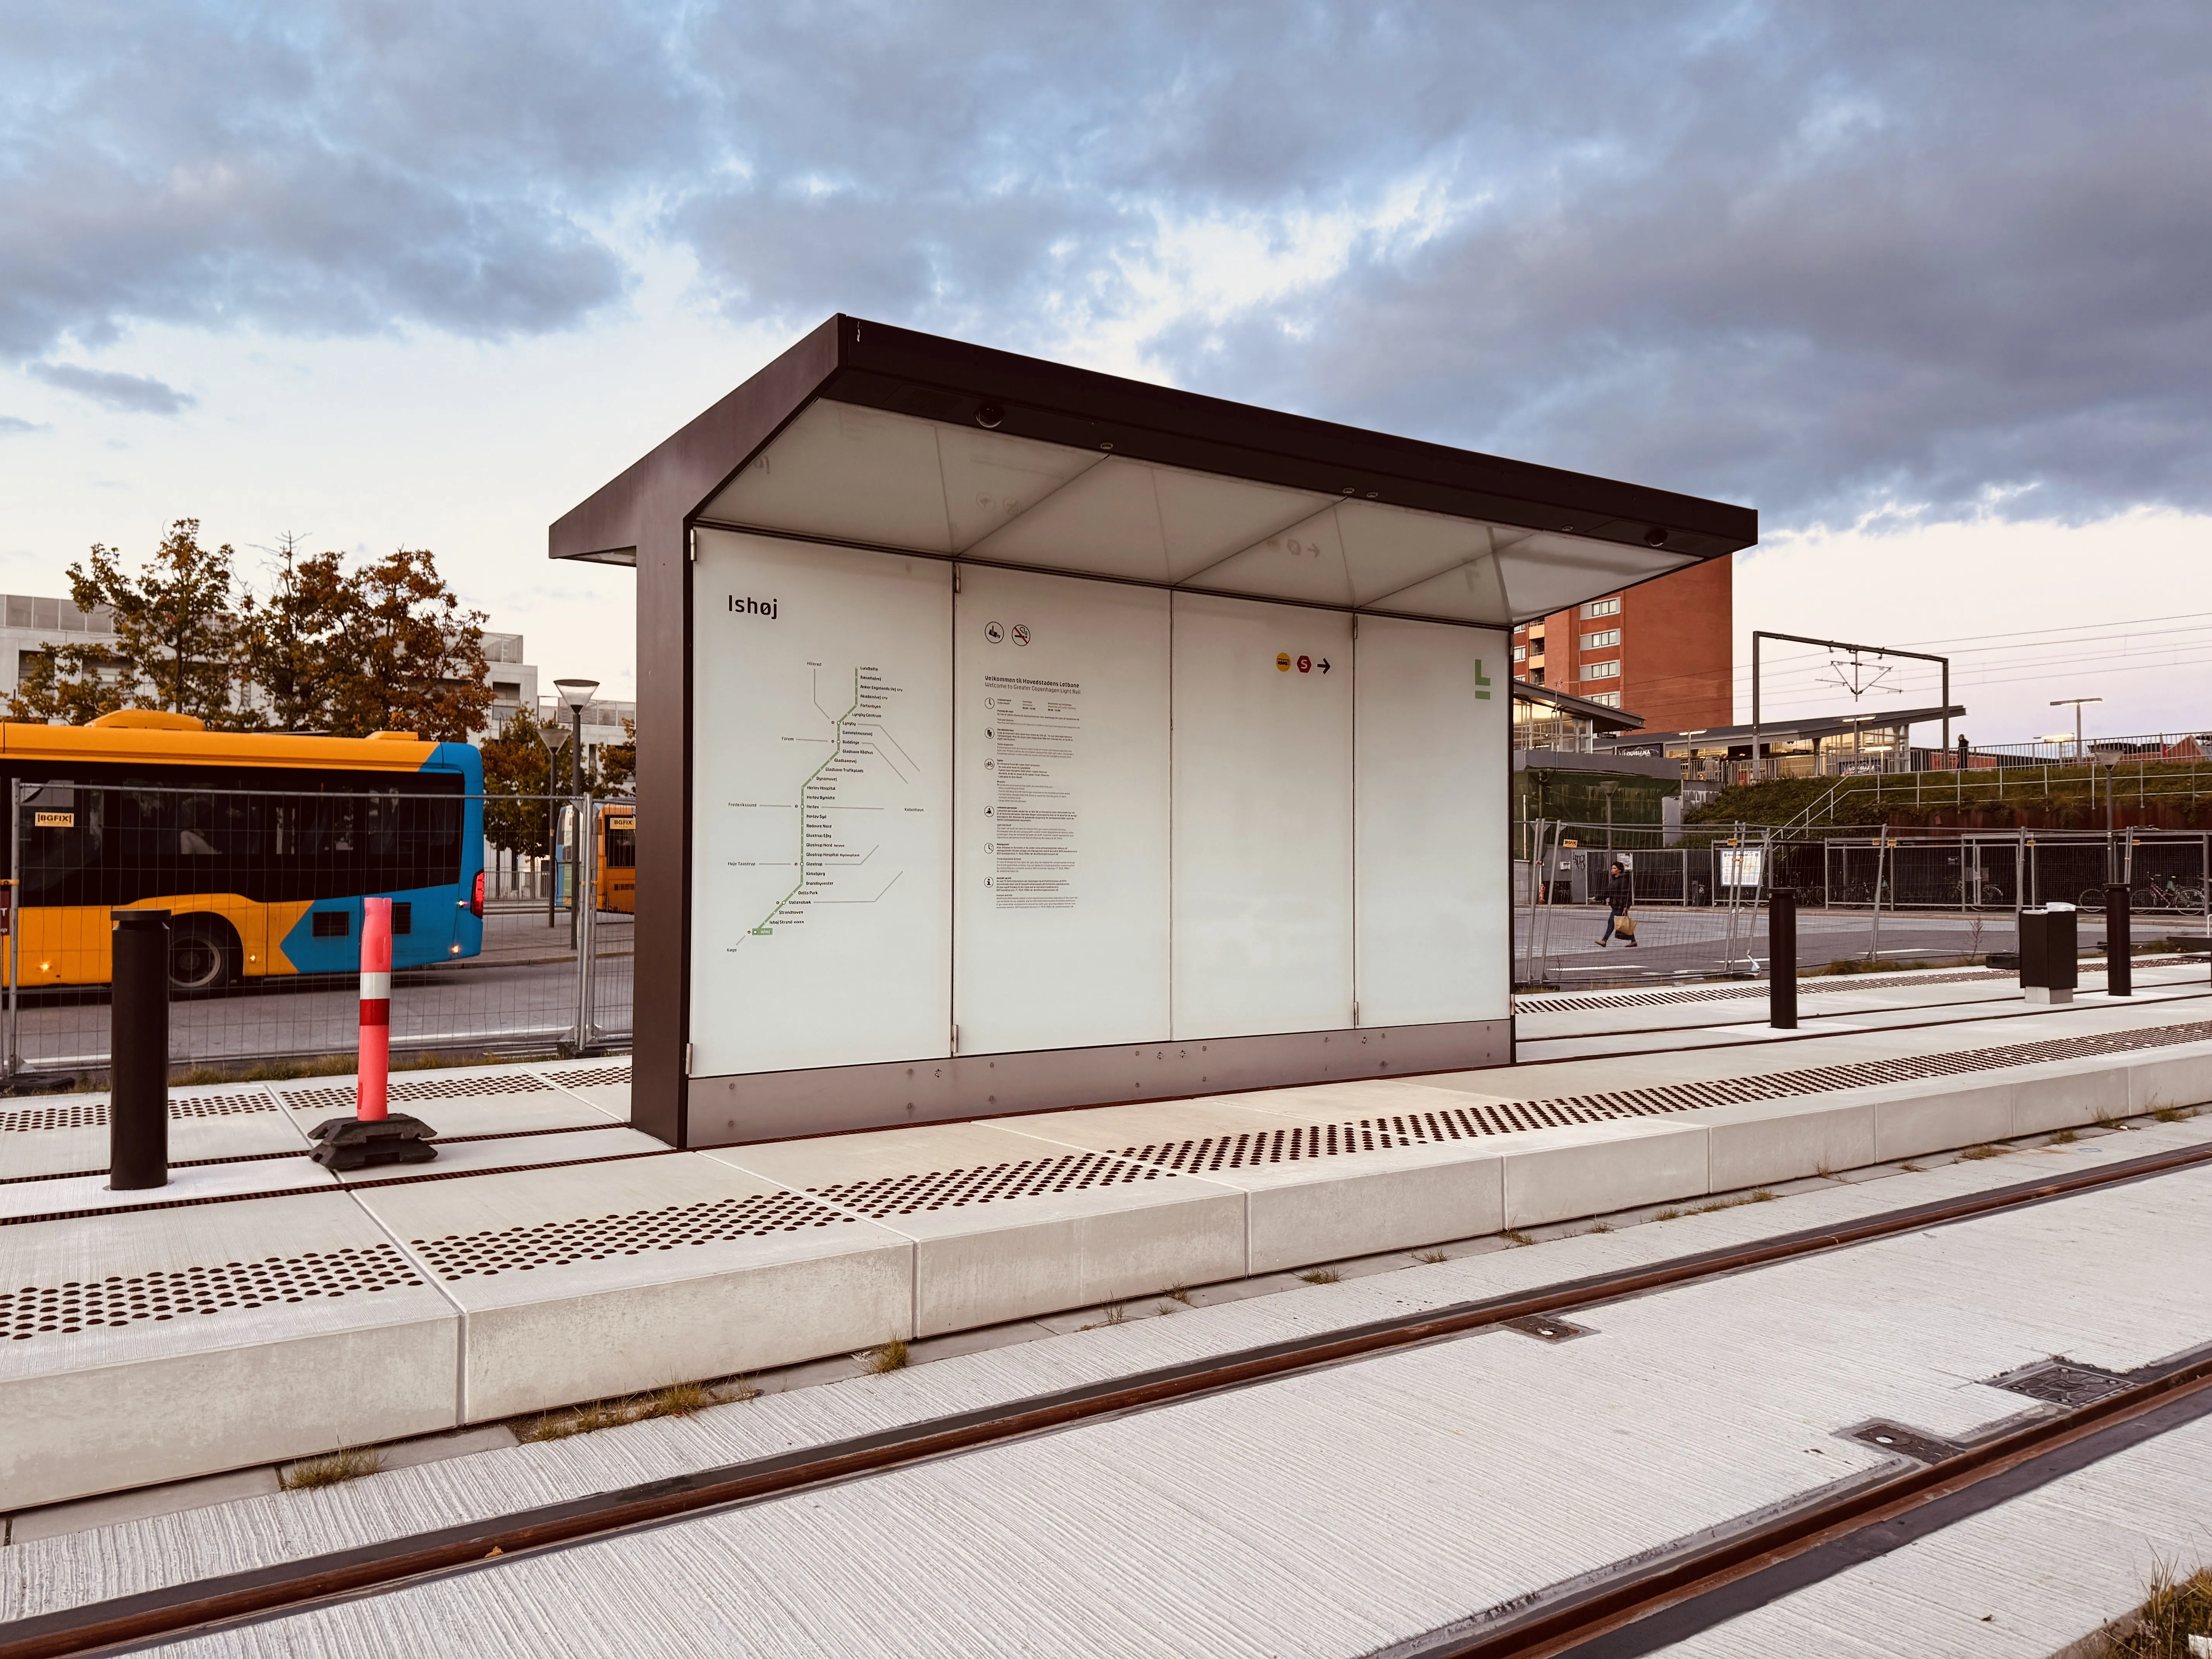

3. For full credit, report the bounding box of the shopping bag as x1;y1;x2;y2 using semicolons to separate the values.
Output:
1614;914;1637;938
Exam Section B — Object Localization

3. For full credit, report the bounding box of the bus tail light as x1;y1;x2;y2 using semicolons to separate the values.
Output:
471;870;485;918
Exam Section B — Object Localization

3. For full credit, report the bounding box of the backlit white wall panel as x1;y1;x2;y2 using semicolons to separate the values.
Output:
953;566;1171;1054
1170;593;1356;1039
1353;616;1512;1026
690;529;952;1074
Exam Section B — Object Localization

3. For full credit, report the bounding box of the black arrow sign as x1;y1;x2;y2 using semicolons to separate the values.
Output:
1318;657;1332;674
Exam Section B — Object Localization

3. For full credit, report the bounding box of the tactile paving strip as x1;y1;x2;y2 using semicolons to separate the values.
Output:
1121;1019;2212;1172
1517;970;2014;1013
0;1092;275;1133
280;1075;557;1114
813;1151;1177;1218
550;1064;631;1089
2;1244;423;1343
406;1190;858;1279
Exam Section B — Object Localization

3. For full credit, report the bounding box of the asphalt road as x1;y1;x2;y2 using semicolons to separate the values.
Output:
5;906;633;1073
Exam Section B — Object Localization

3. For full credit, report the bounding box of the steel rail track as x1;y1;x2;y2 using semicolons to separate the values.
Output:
8;1133;2212;1659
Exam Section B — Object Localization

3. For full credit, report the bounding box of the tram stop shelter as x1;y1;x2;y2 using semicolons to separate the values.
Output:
551;317;1757;1147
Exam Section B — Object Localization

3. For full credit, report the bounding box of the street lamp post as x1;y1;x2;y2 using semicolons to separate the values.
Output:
534;715;567;929
2051;696;2101;761
554;680;599;951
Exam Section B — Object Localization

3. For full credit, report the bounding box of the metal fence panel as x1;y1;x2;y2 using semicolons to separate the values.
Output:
2;784;630;1085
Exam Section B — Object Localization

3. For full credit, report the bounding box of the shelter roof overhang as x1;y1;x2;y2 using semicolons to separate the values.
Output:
1510;677;1646;733
550;316;1757;627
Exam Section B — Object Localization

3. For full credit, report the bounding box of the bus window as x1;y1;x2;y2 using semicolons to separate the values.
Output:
605;820;636;868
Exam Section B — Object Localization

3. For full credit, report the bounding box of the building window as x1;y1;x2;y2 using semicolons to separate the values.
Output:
1580;629;1620;650
1511;646;1526;662
1586;690;1622;707
1582;659;1620;680
1580;597;1621;619
1530;667;1545;685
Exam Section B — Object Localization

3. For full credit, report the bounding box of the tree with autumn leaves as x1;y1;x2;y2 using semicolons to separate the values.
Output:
7;521;495;742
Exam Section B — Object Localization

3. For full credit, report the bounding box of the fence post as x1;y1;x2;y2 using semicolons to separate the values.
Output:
1770;888;1798;1029
7;781;19;1084
109;910;170;1190
2106;883;2131;996
574;795;596;1054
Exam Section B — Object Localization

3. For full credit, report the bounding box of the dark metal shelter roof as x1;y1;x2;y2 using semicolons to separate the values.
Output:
1601;704;1968;752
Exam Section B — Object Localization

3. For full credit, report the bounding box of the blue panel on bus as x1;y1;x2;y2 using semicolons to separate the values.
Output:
279;884;480;974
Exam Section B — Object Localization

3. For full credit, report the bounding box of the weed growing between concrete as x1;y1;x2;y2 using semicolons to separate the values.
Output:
1958;1144;2010;1161
519;1382;714;1443
1500;1230;1535;1247
2153;1106;2195;1123
859;1338;910;1374
718;1376;762;1404
2049;1129;2080;1145
1899;1162;1923;1172
1411;1250;1449;1264
1586;1221;1614;1233
1162;1285;1194;1304
2080;1560;2212;1656
1298;1267;1342;1285
282;1448;384;1489
1684;1190;1778;1217
1652;1209;1682;1222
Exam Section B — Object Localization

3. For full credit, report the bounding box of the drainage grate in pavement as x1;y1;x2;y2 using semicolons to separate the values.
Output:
2;1245;423;1343
1845;1421;1961;1463
813;1152;1177;1219
1;1091;277;1133
1986;1358;2131;1407
281;1075;558;1114
1503;1314;1596;1342
406;1190;858;1279
1118;1019;2212;1171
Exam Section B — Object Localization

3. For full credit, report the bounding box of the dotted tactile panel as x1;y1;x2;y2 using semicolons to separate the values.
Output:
550;1064;630;1089
0;1092;276;1133
1516;970;2014;1013
3;1245;423;1343
813;1151;1176;1219
407;1190;857;1279
1120;1019;2212;1171
281;1075;557;1114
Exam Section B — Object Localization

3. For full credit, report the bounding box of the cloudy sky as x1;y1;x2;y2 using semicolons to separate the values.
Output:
2;0;2208;740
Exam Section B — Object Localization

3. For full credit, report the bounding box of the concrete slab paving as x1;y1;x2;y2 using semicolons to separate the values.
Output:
350;1154;914;1422
0;1084;302;1183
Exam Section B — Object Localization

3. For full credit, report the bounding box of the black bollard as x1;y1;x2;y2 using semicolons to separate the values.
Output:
109;909;170;1190
1769;886;1798;1029
2106;883;2131;996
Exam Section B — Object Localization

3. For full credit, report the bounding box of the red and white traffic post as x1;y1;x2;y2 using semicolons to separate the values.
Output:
307;896;438;1169
356;895;391;1120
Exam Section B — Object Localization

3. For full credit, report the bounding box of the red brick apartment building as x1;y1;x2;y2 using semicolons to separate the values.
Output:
1512;555;1732;733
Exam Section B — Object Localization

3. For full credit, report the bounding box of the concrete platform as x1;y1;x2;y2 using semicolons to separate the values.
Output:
354;1156;911;1421
0;1190;457;1511
0;1083;305;1183
707;1121;1247;1336
4;981;2212;1510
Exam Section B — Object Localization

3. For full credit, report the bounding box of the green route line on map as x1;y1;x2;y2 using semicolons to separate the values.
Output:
749;667;860;936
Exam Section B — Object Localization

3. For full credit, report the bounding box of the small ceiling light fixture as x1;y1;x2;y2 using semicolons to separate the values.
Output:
1643;526;1670;548
975;403;1005;429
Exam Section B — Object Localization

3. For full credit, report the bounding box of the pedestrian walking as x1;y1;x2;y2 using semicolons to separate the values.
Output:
1598;859;1637;946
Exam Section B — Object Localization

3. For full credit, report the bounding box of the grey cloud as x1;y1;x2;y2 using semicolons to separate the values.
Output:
0;415;40;434
8;1;2212;525
29;362;196;414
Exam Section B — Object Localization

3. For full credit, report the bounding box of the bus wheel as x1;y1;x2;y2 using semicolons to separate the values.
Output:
168;918;239;995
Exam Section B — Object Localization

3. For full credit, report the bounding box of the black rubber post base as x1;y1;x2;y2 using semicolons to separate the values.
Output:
308;1114;440;1170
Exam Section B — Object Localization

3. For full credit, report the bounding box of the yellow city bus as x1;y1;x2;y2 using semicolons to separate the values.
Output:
3;710;486;992
595;800;636;914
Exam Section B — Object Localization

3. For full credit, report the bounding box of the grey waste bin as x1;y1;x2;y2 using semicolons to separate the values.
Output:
2017;904;2078;1005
